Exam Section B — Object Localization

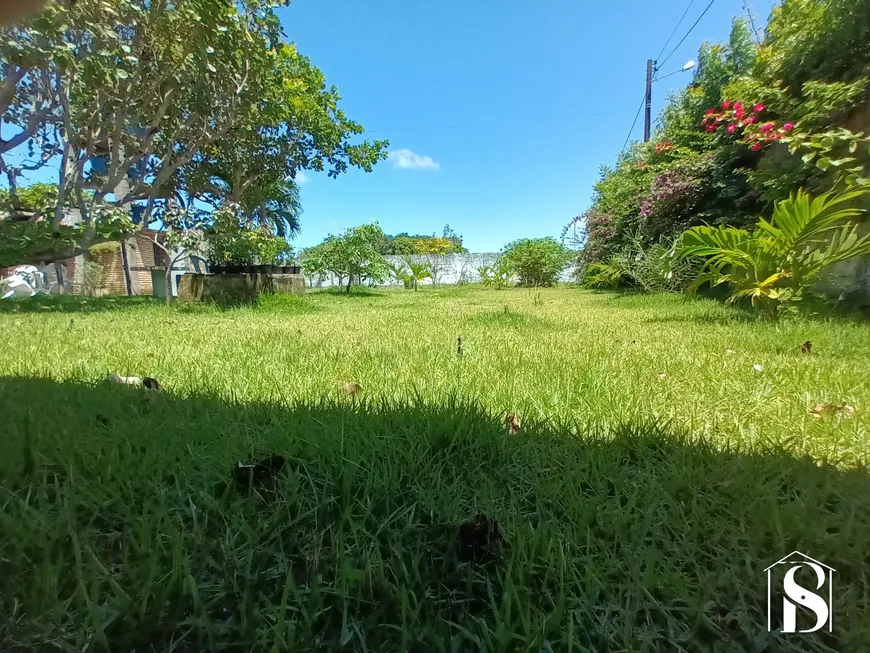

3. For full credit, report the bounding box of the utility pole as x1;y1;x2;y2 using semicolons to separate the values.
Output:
644;59;655;142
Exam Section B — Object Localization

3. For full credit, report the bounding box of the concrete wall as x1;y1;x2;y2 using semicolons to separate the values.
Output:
304;253;576;289
178;273;305;303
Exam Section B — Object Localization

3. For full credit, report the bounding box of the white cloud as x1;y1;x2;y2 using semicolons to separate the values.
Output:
388;148;440;170
294;171;310;185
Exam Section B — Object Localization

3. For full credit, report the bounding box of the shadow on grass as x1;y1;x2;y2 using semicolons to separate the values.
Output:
0;294;161;314
0;377;868;652
308;287;386;300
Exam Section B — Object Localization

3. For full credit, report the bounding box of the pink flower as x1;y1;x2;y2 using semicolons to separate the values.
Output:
704;108;716;116
761;122;775;133
722;100;732;109
734;102;743;113
783;122;795;131
706;124;717;132
727;123;737;134
751;142;762;151
753;103;765;113
743;115;756;125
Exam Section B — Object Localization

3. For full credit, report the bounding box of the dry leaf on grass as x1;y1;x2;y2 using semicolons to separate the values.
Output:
657;373;668;381
809;403;855;419
725;349;736;355
505;412;521;435
753;364;763;372
800;340;813;355
341;381;363;396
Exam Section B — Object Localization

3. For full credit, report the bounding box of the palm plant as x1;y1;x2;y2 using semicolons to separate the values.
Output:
401;256;432;291
672;188;869;313
386;261;413;288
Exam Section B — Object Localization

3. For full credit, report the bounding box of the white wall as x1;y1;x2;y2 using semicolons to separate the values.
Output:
305;253;575;289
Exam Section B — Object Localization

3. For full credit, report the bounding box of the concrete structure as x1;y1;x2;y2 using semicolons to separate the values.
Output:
177;272;305;303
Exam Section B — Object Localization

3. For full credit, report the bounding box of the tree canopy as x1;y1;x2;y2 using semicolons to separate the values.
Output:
0;0;388;267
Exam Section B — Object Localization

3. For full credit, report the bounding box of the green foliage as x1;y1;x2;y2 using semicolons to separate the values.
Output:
477;261;512;289
501;238;570;287
582;259;624;289
673;189;870;313
400;256;432;291
581;235;700;293
0;0;387;264
205;206;291;265
378;225;466;256
79;260;104;296
576;2;870;274
301;223;390;292
0;184;58;214
0;210;135;268
757;0;870;91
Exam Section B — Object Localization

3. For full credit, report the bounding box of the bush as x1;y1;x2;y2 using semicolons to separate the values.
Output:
501;238;570;287
80;260;104;296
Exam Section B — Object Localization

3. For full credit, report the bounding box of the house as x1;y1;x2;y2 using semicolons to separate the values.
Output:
86;229;205;297
1;227;204;298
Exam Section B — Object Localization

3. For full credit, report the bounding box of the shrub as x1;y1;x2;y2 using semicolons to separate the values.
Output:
638;155;715;242
672;188;870;314
501;238;570;287
477;260;512;289
80;260;104;296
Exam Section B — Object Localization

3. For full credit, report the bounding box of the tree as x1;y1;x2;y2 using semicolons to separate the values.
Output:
501;237;571;286
301;223;390;293
0;0;388;266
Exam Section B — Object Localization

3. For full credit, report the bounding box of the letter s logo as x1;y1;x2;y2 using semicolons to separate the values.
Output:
782;563;829;633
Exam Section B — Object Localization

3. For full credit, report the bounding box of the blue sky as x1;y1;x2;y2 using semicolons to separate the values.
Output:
283;0;778;251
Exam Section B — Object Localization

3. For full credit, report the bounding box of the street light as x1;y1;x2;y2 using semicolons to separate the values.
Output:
644;60;696;141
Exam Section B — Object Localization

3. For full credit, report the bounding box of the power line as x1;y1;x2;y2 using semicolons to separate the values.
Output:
621;93;647;151
654;0;698;62
618;0;700;151
659;0;718;69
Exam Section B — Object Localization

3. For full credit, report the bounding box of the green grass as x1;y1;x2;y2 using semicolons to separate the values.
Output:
0;287;868;651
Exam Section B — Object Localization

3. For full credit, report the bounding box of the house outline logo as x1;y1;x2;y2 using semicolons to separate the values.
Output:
765;551;835;633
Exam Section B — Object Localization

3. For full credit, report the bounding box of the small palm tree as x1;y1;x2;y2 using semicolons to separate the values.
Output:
672;188;869;313
402;256;432;291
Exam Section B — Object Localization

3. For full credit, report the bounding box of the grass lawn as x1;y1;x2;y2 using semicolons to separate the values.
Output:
0;286;868;651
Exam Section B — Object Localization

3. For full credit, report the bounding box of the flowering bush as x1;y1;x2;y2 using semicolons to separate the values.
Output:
638;155;715;243
701;100;795;152
578;208;617;263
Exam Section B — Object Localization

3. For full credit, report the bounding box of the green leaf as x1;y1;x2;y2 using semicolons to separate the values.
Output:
802;152;817;164
817;157;831;171
849;140;858;153
116;69;129;79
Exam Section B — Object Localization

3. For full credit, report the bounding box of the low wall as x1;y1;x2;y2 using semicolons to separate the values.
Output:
178;273;305;302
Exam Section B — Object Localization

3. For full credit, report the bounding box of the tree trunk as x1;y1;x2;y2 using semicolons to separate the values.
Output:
165;265;172;306
346;276;352;293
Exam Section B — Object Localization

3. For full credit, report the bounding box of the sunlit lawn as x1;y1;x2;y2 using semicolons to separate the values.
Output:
1;286;868;651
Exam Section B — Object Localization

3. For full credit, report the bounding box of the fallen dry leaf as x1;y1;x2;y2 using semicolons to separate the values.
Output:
809;403;855;419
800;340;812;355
341;381;363;396
753;364;763;372
725;349;736;355
657;373;668;381
505;412;521;435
